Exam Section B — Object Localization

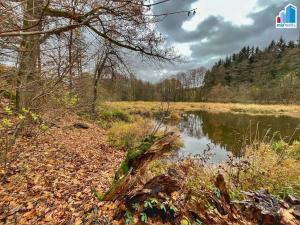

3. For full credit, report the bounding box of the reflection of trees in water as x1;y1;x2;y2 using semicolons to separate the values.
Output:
178;111;300;156
179;113;204;138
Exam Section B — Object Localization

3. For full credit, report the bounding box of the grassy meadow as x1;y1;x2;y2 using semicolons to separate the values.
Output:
109;101;300;118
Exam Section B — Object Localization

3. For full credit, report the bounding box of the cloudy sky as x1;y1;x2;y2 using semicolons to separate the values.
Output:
135;0;300;82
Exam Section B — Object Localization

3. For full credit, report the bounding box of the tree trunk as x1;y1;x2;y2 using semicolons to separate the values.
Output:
91;54;108;116
68;26;73;90
16;0;42;111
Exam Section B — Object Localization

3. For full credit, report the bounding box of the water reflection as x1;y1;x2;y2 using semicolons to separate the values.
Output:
177;111;300;163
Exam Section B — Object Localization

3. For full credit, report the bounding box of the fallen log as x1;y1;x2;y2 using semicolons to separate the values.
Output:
73;122;89;129
233;190;300;225
125;174;180;207
101;132;179;202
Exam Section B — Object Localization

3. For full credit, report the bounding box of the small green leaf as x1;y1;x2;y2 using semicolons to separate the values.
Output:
140;212;148;223
40;123;49;131
144;200;152;209
149;198;158;205
4;106;12;115
125;210;134;225
212;187;221;199
21;108;29;113
195;219;203;225
170;204;178;212
132;203;140;211
2;118;12;127
18;114;26;120
30;112;38;121
160;203;166;212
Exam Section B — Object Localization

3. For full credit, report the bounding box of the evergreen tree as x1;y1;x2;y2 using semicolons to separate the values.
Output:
268;40;276;52
255;47;260;55
277;37;286;51
246;46;250;58
232;53;236;62
239;47;247;60
249;46;255;63
250;46;255;57
224;56;231;67
287;40;295;48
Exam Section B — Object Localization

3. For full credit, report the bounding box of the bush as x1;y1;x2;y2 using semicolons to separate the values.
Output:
226;140;300;198
100;107;130;122
107;117;153;149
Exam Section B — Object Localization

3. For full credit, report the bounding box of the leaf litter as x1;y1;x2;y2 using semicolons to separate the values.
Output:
0;114;124;224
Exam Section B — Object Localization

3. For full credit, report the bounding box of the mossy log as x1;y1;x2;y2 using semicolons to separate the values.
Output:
101;132;178;201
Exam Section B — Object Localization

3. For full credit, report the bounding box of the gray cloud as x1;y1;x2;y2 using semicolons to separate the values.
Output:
137;0;300;81
152;0;198;40
190;2;300;61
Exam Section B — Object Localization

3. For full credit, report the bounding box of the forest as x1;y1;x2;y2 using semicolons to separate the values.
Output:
96;37;300;103
0;1;300;225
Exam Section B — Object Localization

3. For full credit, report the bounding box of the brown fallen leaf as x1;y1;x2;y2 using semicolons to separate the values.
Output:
74;217;82;225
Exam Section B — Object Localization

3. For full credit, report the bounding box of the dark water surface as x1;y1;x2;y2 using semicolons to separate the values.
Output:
175;111;300;163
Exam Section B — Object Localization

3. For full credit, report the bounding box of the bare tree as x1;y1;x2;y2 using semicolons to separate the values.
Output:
0;0;194;111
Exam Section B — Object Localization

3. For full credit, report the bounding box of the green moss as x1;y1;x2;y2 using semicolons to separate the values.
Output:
114;136;155;181
99;138;156;201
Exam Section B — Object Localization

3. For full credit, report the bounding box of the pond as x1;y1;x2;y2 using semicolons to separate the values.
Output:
173;111;300;164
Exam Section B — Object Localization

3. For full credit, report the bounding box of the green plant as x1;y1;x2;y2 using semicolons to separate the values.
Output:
169;204;178;212
195;219;204;225
229;189;243;200
228;141;300;198
100;107;130;122
4;106;12;115
125;210;134;225
140;212;148;223
30;112;38;121
272;140;287;154
92;189;104;201
212;186;221;199
160;203;167;212
204;201;214;211
277;186;297;199
40;123;49;131
144;200;153;209
1;118;12;127
132;203;140;211
149;198;159;205
61;91;79;107
289;141;300;160
107;117;152;150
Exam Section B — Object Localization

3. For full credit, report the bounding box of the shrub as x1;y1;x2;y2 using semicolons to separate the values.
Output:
107;117;153;150
226;140;300;198
100;107;130;122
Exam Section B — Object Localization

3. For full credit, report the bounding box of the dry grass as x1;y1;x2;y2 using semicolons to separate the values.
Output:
107;116;153;149
109;101;300;118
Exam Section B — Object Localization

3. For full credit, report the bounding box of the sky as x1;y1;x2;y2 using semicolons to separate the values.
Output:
135;0;300;82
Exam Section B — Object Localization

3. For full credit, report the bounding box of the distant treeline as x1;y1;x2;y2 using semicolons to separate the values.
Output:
2;38;300;105
92;67;206;102
98;37;300;104
202;37;300;103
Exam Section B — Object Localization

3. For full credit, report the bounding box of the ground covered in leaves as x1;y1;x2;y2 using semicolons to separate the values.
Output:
0;113;124;224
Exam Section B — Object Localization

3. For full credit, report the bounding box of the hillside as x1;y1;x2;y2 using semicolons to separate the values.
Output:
202;38;300;103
